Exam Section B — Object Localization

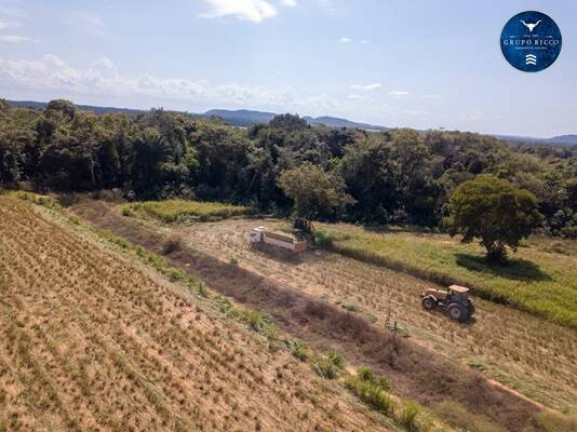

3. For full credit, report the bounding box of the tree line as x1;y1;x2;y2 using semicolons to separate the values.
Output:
1;99;576;240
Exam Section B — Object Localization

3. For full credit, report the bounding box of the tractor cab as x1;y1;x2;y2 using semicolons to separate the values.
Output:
446;285;470;302
420;285;475;322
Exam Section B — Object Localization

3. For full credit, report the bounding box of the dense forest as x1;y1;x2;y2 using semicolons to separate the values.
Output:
1;99;576;237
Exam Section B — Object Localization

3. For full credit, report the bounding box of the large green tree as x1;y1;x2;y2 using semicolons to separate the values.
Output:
446;175;542;263
277;162;354;230
340;137;396;223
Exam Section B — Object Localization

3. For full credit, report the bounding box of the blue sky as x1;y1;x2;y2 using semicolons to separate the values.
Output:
0;0;575;137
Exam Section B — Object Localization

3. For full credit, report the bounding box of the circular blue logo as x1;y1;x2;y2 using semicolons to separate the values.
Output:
500;11;562;72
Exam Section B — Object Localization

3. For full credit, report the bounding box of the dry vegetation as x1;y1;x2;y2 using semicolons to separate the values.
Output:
133;216;577;415
67;198;577;432
0;197;404;432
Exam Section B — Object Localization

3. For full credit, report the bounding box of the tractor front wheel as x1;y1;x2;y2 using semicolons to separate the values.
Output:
421;296;438;311
446;303;468;322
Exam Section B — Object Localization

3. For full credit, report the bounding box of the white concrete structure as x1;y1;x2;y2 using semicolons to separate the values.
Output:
250;227;307;253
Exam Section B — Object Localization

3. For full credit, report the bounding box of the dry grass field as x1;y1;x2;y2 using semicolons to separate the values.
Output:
0;196;406;432
175;219;577;411
68;197;577;432
122;213;577;412
314;224;577;329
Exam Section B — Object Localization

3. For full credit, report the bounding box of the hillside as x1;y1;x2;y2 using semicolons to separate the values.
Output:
0;196;398;432
548;134;577;146
10;100;389;130
69;196;574;432
8;100;147;116
105;204;577;414
205;109;387;130
9;100;576;142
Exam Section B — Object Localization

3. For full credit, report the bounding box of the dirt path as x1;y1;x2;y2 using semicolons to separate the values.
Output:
71;199;555;432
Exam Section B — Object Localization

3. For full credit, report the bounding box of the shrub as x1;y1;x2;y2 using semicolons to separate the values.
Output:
313;359;337;379
214;296;234;315
356;366;390;390
122;206;137;217
538;411;577;432
122;200;250;223
58;193;79;207
357;366;374;382
198;282;209;298
340;299;361;312
285;339;308;361
244;311;272;333
346;366;394;415
327;350;344;368
346;375;394;415
162;236;183;255
399;401;420;431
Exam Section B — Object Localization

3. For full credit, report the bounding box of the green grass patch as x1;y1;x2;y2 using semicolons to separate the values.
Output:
2;190;61;210
346;366;432;431
312;350;346;380
123;199;251;223
316;224;577;329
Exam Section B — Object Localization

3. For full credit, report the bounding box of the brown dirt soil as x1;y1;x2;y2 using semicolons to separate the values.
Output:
70;199;555;432
0;197;398;432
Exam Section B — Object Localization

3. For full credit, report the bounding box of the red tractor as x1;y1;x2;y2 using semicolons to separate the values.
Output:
420;285;475;322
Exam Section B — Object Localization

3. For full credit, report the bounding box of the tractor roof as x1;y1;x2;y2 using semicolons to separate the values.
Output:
449;285;470;294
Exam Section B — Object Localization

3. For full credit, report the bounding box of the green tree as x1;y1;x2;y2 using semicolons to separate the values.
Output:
277;162;354;230
567;178;577;211
269;114;308;133
340;137;396;223
390;128;439;225
45;99;76;121
446;175;542;263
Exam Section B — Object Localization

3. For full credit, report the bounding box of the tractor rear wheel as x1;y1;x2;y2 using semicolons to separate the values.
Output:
421;296;438;311
446;303;468;322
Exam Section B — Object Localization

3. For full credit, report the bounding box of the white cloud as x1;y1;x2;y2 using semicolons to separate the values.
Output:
0;35;31;42
0;54;337;113
348;94;368;101
360;40;371;45
200;0;278;22
350;83;381;92
280;0;297;6
339;37;351;43
0;19;20;30
388;90;410;98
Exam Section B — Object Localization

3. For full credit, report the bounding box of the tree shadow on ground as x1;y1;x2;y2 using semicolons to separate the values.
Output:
250;242;326;266
455;253;552;282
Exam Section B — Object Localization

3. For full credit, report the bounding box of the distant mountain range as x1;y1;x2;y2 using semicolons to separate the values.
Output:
547;135;577;146
9;100;146;116
7;100;576;147
494;134;577;147
205;109;387;131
